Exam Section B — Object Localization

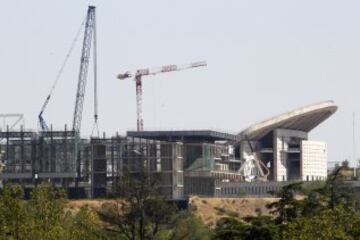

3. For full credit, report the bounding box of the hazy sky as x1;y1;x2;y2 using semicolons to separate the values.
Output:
0;1;359;166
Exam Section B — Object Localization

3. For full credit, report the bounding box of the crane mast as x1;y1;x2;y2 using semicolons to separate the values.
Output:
117;61;207;131
71;6;97;181
72;6;96;135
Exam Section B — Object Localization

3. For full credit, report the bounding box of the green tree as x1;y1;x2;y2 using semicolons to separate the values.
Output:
0;184;109;240
298;166;358;218
243;216;280;240
213;217;248;240
213;216;280;240
26;183;68;239
320;166;356;210
284;205;360;240
169;212;212;240
300;190;324;217
0;185;28;240
98;167;177;240
266;182;303;224
66;206;105;240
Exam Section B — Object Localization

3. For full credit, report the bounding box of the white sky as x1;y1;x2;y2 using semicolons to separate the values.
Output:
0;1;359;166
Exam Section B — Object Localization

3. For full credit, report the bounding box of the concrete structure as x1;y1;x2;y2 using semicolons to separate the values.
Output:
128;130;243;197
0;129;186;199
238;100;337;182
0;129;242;199
0;101;337;199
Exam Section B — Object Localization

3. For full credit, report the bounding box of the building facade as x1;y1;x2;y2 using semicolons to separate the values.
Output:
238;100;337;182
0;101;337;199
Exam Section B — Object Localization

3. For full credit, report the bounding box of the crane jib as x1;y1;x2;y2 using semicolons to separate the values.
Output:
161;65;177;73
191;61;207;68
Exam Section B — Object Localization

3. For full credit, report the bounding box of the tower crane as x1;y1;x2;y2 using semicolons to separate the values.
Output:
117;61;207;131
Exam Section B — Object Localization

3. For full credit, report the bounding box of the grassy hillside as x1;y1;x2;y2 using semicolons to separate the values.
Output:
189;197;277;226
67;197;278;226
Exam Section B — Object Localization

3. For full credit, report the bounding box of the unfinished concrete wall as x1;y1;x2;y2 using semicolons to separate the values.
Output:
273;129;307;181
120;138;184;199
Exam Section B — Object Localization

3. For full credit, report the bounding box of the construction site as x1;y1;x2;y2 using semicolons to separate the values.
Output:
0;6;338;200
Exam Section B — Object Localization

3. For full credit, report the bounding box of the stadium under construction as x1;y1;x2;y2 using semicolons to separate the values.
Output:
0;6;338;199
0;100;337;199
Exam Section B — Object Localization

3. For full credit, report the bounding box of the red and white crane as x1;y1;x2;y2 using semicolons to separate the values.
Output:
117;61;207;131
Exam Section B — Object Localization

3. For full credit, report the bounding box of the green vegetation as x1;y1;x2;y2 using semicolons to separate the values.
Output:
211;166;360;240
0;165;360;239
98;168;178;239
0;184;104;240
213;216;279;240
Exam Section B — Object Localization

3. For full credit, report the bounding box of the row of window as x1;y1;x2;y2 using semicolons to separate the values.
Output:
221;185;282;195
305;175;325;181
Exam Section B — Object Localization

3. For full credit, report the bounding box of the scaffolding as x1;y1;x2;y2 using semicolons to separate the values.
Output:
0;129;185;199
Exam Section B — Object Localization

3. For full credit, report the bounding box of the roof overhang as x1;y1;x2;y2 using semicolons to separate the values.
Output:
127;130;241;142
239;100;337;140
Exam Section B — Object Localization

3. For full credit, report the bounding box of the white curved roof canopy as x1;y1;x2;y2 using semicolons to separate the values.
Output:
240;100;337;140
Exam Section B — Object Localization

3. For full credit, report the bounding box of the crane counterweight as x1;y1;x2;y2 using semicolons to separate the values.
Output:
117;72;132;80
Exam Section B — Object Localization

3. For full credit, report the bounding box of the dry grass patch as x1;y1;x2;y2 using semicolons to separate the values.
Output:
190;196;278;226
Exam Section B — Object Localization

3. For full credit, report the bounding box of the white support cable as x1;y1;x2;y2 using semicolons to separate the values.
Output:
50;18;86;96
38;16;86;131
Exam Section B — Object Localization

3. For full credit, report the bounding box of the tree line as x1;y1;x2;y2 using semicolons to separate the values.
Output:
0;165;359;239
213;166;360;240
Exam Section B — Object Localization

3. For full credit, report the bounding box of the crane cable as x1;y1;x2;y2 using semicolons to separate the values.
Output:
38;17;86;127
50;18;86;97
